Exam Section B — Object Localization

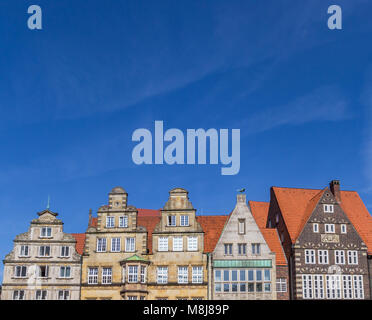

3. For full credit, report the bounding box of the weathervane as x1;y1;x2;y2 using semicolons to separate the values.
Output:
237;188;245;193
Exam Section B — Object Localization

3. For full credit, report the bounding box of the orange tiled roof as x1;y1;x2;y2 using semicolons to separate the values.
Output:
137;214;161;254
249;201;287;265
272;187;372;254
70;233;86;255
196;215;228;253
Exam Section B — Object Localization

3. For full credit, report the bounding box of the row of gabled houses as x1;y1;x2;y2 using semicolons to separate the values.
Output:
1;180;372;300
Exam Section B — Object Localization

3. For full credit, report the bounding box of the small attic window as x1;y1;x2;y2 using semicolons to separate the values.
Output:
324;204;334;213
238;219;246;234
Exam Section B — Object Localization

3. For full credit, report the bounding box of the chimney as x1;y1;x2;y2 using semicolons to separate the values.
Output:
330;180;341;204
88;208;92;227
237;193;246;204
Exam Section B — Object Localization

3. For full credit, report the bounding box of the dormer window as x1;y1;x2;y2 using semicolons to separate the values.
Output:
106;216;115;228
238;219;246;234
324;204;334;213
180;215;189;226
168;215;176;226
40;227;52;238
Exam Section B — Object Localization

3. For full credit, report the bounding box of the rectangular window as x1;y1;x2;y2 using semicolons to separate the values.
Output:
111;238;121;252
39;246;51;257
313;275;324;299
325;224;335;233
20;245;29;257
119;216;128;228
326;275;341;299
305;249;316;264
60;266;71;278
324;204;334;213
60;246;70;257
128;296;137;300
264;269;271;281
180;215;189;226
341;224;347;234
106;216;115;228
128;265;138;283
140;266;146;283
168;215;176;226
215;270;221;282
342;275;353;299
178;266;188;284
39;266;49;278
88;267;98;284
187;236;198;251
13;290;25;300
335;250;345;264
192;266;203;283
102;268;112;284
15;266;27;278
353;275;364;299
318;250;329;264
158;237;169;252
276;278;287;292
96;238;107;252
224;244;232;255
58;290;70;300
313;223;319;233
238;219;246;234
36;290;47;300
302;275;313;299
173;237;183;251
347;251;358;265
252;243;261;255
40;227;52;238
125;237;135;252
157;267;168;284
238;243;246;255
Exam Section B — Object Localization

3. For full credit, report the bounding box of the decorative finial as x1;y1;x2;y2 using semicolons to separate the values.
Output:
237;188;245;193
47;195;50;210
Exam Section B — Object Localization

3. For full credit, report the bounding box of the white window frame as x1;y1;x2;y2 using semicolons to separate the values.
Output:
276;278;287;293
302;275;313;299
58;290;70;300
313;223;319;233
125;237;135;252
102;267;112;284
178;266;188;284
60;246;70;257
318;250;329;264
238;219;246;234
13;290;25;300
187;236;198;251
192;266;203;284
157;267;168;284
325;224;335;233
342;275;353;299
60;266;71;278
180;215;189;226
353;275;364;299
111;237;121;252
36;290;47;300
14;266;27;278
88;267;98;284
341;224;347;234
119;215;128;228
96;238;107;252
19;245;30;257
305;249;316;264
313;275;324;299
38;265;49;278
335;250;345;265
252;243;261;255
326;275;341;299
158;237;169;252
140;265;146;283
40;227;52;238
106;216;115;228
173;237;183;251
128;265;138;283
168;215;176;226
39;245;51;257
347;251;358;265
324;204;334;213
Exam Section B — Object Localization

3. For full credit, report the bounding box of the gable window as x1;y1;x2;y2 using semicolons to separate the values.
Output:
119;216;128;228
13;290;25;300
157;267;168;284
318;250;329;264
39;266;49;278
276;278;287;293
158;237;169;252
187;236;198;251
341;224;347;234
102;268;112;284
39;246;51;257
36;290;47;300
58;290;70;300
20;245;29;257
192;266;203;284
128;265;138;283
168;215;176;226
88;267;98;284
61;246;70;257
224;244;233;255
178;266;188;284
40;227;52;238
252;243;261;255
325;224;335;233
324;204;334;213
347;251;358;265
238;219;246;234
125;238;135;252
106;216;115;228
238;243;246;255
96;238;107;252
313;223;319;233
15;266;27;278
305;249;316;264
173;237;183;251
111;238;121;252
60;266;71;278
180;215;189;226
335;250;345;264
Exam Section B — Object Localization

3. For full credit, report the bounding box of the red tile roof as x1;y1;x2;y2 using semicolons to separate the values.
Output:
249;201;287;266
272;187;372;254
196;215;228;253
70;233;86;255
137;215;161;254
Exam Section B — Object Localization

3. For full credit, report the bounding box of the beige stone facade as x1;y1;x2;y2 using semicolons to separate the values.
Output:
1;209;82;300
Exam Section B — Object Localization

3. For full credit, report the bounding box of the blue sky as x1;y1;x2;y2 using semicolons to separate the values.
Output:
0;0;372;281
